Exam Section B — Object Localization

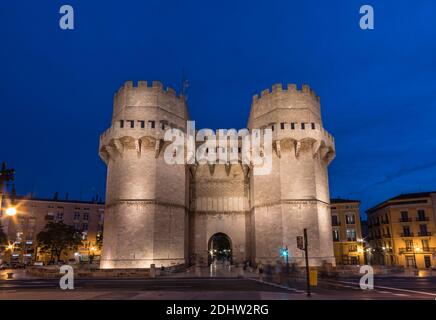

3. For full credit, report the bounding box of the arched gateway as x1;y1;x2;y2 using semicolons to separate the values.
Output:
208;233;232;265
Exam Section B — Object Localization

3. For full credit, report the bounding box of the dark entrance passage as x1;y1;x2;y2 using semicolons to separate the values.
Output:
208;233;232;265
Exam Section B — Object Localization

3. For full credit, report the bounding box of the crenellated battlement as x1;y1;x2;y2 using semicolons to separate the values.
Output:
249;84;321;124
115;80;183;100
252;83;319;102
112;80;188;121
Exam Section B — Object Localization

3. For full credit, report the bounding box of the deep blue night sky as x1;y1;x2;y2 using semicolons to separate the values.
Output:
1;1;435;216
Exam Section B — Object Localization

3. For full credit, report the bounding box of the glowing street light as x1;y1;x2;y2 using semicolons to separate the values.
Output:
5;206;17;216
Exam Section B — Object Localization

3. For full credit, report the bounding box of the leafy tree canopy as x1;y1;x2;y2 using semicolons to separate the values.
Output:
36;222;82;262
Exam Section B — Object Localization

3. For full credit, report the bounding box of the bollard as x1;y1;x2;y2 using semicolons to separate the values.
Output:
150;264;156;278
309;267;318;287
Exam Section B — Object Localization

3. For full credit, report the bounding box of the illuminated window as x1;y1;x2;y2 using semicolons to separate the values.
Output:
332;229;340;242
345;213;355;224
346;229;356;241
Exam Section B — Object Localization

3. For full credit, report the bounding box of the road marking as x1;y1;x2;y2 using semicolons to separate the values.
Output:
247;278;310;294
334;280;436;297
393;293;410;297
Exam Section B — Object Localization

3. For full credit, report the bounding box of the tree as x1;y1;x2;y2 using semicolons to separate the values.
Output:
36;222;82;263
0;223;7;245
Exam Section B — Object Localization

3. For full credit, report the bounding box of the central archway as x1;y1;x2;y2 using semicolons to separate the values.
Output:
208;233;232;265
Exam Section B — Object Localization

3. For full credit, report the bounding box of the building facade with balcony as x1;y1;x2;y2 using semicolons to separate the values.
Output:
330;199;364;265
0;195;104;265
366;192;436;269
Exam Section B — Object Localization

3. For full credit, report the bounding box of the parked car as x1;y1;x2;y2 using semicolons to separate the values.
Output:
0;262;12;270
10;262;25;269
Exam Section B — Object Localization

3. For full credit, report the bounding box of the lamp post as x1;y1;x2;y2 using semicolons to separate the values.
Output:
0;162;15;215
413;246;421;269
280;245;289;274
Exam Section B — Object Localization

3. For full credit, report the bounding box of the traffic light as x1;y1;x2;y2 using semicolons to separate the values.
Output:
297;236;304;250
280;247;288;257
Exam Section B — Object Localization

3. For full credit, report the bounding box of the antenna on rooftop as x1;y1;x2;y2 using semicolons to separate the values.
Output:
181;68;189;101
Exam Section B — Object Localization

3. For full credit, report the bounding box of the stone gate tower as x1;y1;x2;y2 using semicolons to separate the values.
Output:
99;81;189;268
248;84;336;266
99;80;336;269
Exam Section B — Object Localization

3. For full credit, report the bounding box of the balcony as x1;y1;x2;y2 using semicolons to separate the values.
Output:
399;218;412;223
398;248;413;254
400;232;414;237
382;233;391;238
418;231;432;236
416;217;430;222
399;247;436;254
373;221;381;226
332;221;341;227
381;219;389;224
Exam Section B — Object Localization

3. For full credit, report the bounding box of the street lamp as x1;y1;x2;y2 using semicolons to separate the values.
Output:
280;246;289;273
413;246;421;269
5;206;17;216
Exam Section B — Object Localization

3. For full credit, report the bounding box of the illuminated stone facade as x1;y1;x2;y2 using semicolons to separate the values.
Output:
98;81;336;269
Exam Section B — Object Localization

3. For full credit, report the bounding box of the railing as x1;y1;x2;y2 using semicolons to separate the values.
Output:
398;248;413;254
332;221;341;226
399;218;412;222
418;232;432;236
382;233;391;238
382;219;389;224
400;232;414;237
399;247;436;254
416;217;430;221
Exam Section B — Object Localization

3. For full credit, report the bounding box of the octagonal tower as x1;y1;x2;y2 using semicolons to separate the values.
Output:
248;83;336;266
99;81;189;268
